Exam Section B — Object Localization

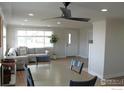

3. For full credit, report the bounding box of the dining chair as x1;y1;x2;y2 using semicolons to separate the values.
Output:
71;59;84;74
69;76;97;86
24;64;34;86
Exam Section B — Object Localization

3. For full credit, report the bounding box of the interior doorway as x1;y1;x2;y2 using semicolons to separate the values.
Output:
65;31;78;57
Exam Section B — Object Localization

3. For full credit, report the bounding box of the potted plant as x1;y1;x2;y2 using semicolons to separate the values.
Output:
50;34;58;59
50;34;58;44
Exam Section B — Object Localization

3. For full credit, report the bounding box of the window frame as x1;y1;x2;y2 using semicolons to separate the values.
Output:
17;30;53;48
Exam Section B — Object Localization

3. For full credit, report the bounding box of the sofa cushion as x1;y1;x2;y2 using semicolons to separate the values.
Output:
35;48;45;54
28;53;47;57
17;47;28;56
28;48;35;54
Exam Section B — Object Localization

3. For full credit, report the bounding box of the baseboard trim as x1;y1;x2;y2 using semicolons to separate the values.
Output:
104;72;124;79
88;69;104;79
56;56;66;59
78;55;88;60
78;55;88;59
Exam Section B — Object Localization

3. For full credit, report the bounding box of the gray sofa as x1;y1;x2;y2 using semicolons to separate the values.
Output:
5;47;52;70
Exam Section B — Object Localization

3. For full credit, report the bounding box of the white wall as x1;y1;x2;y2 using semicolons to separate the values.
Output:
6;25;80;58
104;18;124;78
0;8;6;58
89;18;124;79
88;20;106;79
79;28;92;59
6;25;16;48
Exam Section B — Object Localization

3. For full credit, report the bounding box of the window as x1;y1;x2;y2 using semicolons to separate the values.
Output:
17;30;53;48
68;33;71;45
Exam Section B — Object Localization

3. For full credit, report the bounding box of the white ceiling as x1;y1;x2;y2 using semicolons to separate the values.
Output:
0;2;124;29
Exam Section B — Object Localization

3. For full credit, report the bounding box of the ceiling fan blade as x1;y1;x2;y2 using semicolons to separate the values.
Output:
41;17;62;21
65;17;90;22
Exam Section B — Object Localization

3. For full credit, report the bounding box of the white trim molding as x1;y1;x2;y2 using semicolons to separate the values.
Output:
78;55;88;59
88;69;104;79
104;72;124;79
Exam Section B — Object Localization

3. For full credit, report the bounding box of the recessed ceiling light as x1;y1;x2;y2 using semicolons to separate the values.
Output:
57;21;61;24
101;9;108;12
47;25;51;27
24;19;28;22
28;13;34;16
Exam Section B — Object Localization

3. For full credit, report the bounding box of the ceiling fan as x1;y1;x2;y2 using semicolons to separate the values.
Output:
42;2;90;22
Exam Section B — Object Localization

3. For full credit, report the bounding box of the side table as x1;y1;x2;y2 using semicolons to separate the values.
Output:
0;59;16;86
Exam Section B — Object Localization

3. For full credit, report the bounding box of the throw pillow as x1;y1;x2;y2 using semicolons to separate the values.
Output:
18;47;28;56
7;48;17;56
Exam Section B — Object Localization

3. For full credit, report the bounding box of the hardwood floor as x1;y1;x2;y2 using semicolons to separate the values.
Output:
16;57;124;86
16;71;26;86
16;57;88;86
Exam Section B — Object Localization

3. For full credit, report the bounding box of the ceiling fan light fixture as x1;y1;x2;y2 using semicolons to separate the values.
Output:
57;21;61;24
101;9;108;12
47;25;51;27
24;19;28;22
28;13;34;16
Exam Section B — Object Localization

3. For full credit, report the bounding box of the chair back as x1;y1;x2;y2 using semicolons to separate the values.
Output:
70;76;97;86
24;64;34;86
27;68;34;86
71;59;84;74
